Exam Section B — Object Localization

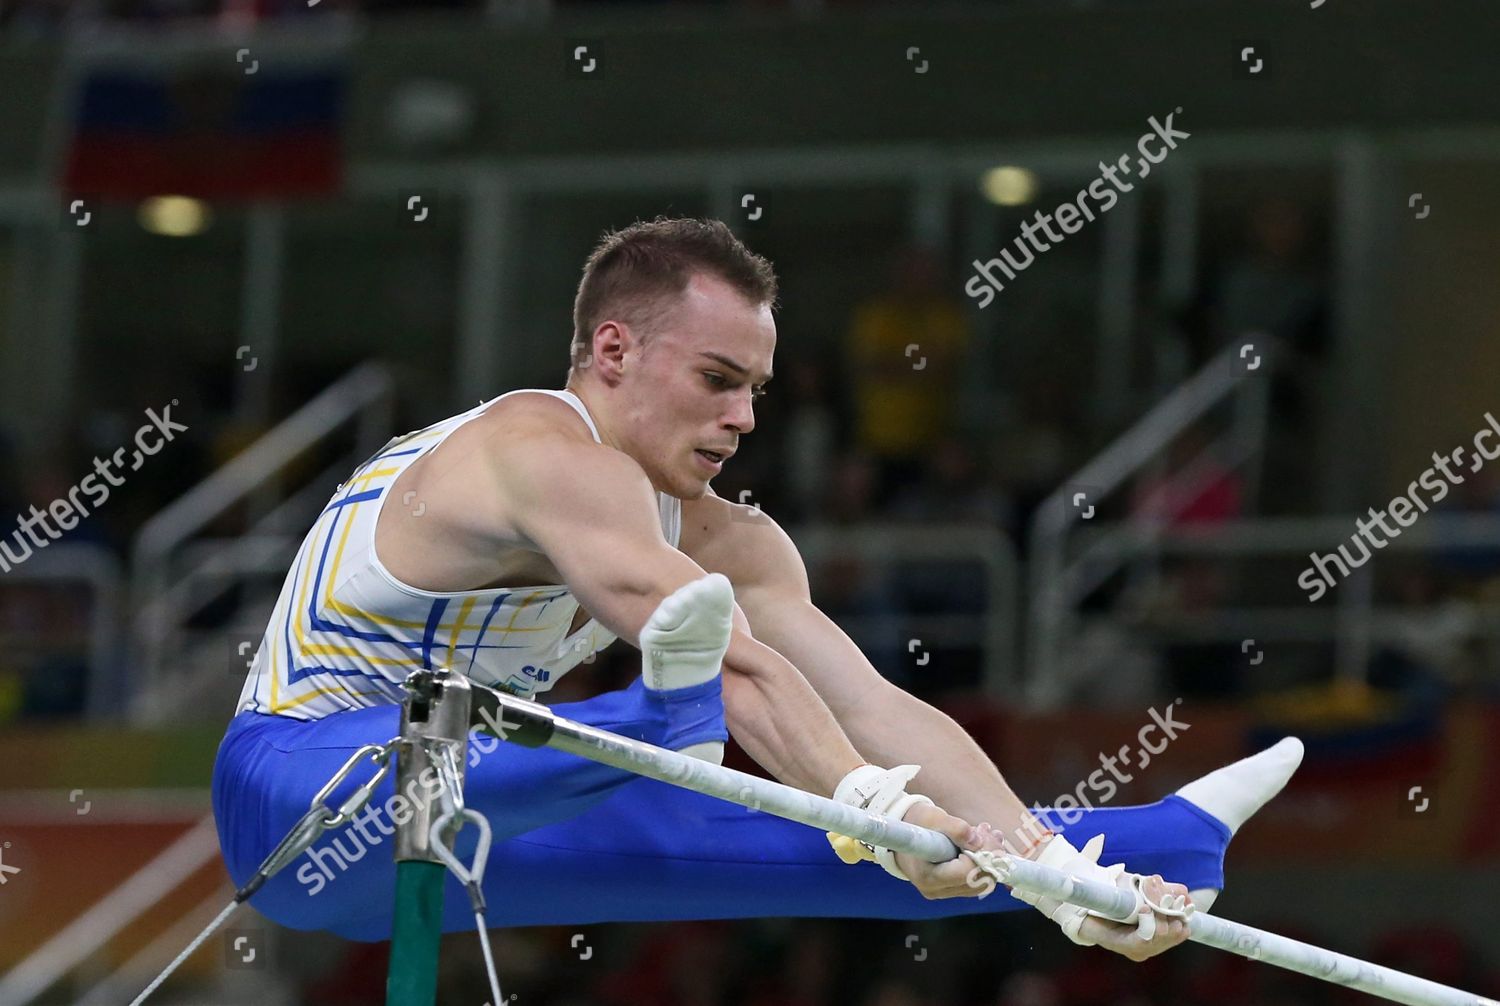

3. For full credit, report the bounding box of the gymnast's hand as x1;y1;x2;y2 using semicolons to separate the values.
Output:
1074;874;1194;961
891;804;998;900
1005;829;1195;961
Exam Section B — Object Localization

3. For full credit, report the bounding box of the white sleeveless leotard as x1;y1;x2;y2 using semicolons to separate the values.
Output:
234;389;680;720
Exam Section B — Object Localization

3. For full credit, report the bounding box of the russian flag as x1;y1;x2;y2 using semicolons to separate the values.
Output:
65;64;345;201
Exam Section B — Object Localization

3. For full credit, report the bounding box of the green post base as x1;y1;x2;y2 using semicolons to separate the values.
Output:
386;860;445;1006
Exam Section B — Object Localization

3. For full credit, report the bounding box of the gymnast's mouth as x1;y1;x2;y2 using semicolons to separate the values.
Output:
695;448;732;463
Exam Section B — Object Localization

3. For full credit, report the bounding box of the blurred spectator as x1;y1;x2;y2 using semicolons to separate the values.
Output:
1208;197;1328;376
991;378;1079;549
819;452;881;526
22;463;116;551
845;246;972;505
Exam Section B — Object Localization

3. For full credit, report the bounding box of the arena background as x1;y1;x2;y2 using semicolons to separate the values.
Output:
1;0;1498;1003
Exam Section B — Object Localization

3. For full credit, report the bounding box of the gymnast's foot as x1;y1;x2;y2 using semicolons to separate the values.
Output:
1173;736;1304;912
640;573;735;764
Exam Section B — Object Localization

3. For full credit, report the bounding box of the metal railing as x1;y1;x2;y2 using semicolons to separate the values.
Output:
1025;342;1271;708
130;362;395;721
1070;512;1500;693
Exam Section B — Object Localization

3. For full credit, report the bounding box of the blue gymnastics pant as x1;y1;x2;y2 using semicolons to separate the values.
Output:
211;676;1231;943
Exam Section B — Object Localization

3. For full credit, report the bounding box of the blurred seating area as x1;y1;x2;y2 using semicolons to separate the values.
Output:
4;190;1500;722
0;0;1249;33
268;914;1498;1006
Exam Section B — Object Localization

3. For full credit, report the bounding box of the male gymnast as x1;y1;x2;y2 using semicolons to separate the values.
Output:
213;217;1303;956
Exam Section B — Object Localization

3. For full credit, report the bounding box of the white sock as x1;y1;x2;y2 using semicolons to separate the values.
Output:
676;740;725;765
1176;737;1304;915
1175;736;1304;836
1188;887;1219;913
639;573;735;692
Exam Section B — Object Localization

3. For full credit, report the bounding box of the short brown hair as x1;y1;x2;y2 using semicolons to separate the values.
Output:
569;217;778;379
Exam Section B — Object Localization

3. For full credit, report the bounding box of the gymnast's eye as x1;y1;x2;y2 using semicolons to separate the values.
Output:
703;372;727;388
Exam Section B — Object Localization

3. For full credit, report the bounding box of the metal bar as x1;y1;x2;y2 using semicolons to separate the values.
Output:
476;686;1494;1006
386;669;473;1006
994;856;1498;1006
474;687;959;864
1027;344;1252;705
455;169;509;409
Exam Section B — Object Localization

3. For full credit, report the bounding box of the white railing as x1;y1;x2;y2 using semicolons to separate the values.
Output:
1066;512;1500;693
130;362;395;720
1026;342;1271;708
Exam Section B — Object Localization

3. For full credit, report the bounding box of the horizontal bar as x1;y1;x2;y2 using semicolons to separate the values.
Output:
472;686;958;864
476;683;1497;1006
992;857;1498;1006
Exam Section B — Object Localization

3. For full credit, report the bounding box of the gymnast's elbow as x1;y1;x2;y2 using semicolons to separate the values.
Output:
720;625;778;683
718;652;777;747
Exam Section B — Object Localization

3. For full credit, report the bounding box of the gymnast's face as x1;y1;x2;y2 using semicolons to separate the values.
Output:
618;271;775;500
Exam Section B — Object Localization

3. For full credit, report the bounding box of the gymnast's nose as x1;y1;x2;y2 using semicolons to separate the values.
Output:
722;388;755;435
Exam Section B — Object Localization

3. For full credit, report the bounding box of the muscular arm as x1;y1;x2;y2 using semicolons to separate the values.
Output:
690;498;1043;851
490;429;861;795
720;611;864;794
748;594;1041;850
